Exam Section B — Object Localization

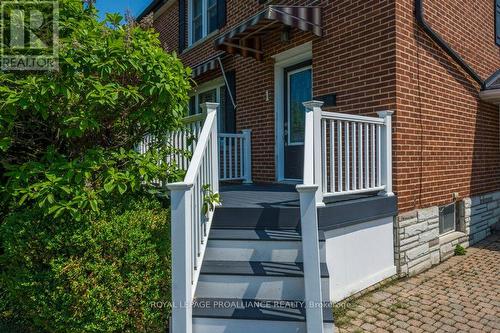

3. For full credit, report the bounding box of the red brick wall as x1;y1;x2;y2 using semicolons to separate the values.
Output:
151;0;500;211
394;0;500;212
153;2;179;53
153;0;398;183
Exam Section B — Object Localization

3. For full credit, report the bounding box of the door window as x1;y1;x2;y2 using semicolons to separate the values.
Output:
287;68;312;145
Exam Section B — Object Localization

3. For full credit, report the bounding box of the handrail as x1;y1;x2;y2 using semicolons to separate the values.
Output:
182;112;206;125
167;102;219;333
321;111;385;124
184;110;217;185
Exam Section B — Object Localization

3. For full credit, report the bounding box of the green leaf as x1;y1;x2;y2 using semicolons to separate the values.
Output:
117;183;127;195
104;181;115;193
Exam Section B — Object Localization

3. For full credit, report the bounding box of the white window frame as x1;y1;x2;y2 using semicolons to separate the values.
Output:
188;0;217;46
190;78;226;131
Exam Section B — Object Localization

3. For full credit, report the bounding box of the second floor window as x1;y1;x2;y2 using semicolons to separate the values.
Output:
190;0;218;45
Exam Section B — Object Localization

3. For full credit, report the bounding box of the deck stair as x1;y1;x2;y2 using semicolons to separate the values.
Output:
191;185;334;333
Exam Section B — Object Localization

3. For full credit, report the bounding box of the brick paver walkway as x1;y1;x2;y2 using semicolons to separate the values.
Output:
334;234;500;333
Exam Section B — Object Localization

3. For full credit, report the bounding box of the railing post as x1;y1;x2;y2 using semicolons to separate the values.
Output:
303;101;325;206
241;129;253;184
377;111;394;196
296;184;325;333
201;102;219;194
167;182;194;333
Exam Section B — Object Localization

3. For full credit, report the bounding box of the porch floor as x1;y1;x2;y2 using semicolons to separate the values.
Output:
219;183;378;208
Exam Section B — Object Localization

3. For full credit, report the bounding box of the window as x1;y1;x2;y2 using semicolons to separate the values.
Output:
439;203;456;235
189;0;219;45
189;82;228;132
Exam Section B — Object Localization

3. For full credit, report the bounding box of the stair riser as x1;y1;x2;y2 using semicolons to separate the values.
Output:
204;240;326;262
196;275;330;301
193;318;334;333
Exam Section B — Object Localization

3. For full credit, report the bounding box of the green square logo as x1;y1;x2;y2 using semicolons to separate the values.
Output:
1;1;59;71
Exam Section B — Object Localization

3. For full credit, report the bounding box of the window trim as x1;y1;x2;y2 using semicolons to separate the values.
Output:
188;0;217;46
190;78;226;130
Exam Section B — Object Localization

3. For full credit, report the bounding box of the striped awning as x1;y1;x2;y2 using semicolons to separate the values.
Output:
215;6;322;60
191;55;221;78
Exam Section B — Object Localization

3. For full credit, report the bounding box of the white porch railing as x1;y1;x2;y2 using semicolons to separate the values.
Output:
167;102;219;333
297;101;393;333
219;130;252;183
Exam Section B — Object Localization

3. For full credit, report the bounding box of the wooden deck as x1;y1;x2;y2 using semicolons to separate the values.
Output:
219;183;379;209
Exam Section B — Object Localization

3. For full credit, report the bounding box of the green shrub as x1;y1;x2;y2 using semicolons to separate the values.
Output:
0;195;171;333
0;0;191;220
454;244;466;256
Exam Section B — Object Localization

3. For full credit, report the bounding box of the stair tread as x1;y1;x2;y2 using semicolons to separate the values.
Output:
200;260;329;278
209;228;325;241
193;298;334;323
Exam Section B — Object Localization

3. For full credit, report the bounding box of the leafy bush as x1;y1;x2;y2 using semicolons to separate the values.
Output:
0;1;192;332
0;0;191;219
0;196;171;333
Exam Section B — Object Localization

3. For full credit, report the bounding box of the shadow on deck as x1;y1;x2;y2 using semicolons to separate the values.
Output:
217;183;399;231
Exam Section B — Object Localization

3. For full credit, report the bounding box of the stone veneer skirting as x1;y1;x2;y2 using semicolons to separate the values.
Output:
395;190;500;276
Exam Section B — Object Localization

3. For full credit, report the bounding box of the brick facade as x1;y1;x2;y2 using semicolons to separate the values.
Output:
394;0;500;213
149;0;500;213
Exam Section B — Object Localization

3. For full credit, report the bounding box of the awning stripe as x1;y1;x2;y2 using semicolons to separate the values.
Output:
215;6;322;60
191;57;219;78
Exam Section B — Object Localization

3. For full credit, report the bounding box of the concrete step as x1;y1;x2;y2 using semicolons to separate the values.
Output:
192;298;334;333
195;261;330;301
205;229;326;262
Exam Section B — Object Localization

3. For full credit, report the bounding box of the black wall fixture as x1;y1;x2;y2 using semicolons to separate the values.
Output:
314;93;336;107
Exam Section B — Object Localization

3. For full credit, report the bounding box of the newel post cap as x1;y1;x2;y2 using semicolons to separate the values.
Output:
302;100;324;110
200;102;219;113
167;182;194;192
376;110;394;118
296;184;319;193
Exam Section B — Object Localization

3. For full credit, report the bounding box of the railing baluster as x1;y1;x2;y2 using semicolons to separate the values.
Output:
322;120;327;192
371;123;376;188
234;137;238;178
229;138;233;179
223;137;227;179
337;121;343;192
358;123;363;190
345;122;350;192
240;137;244;178
377;124;382;187
352;122;357;190
330;120;335;193
365;123;369;190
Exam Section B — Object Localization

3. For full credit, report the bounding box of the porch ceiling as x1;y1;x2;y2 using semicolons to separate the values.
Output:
215;6;322;61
